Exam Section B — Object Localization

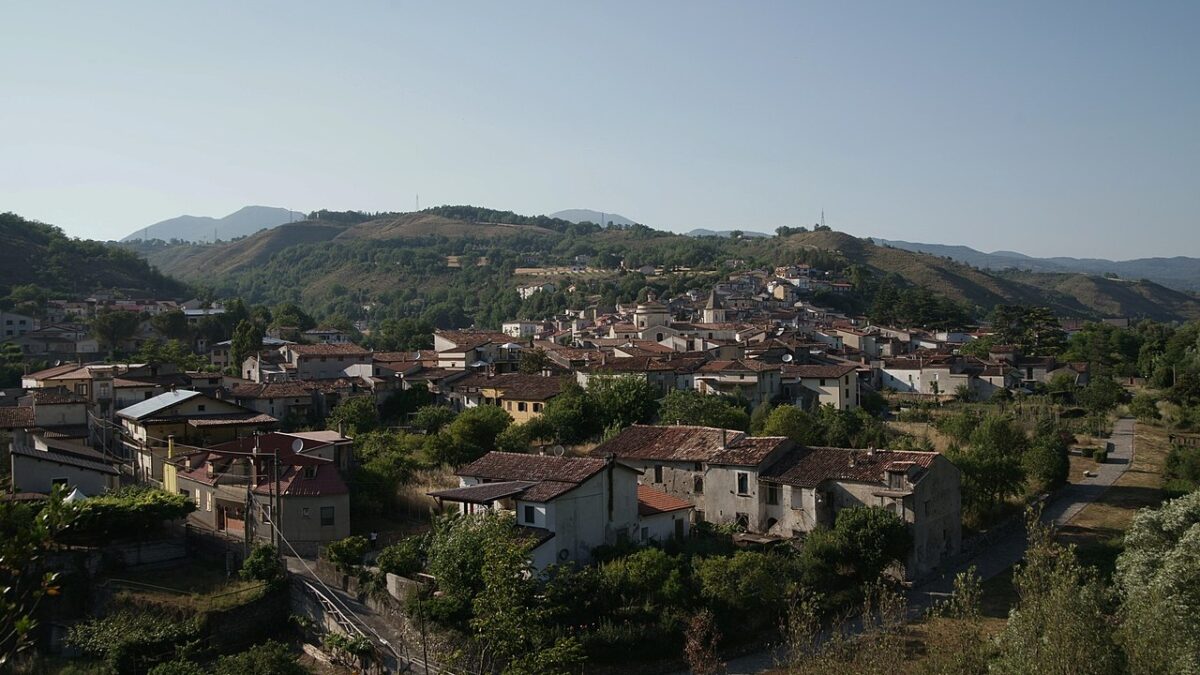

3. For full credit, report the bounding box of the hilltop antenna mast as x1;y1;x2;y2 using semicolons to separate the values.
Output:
821;209;825;229
416;194;420;212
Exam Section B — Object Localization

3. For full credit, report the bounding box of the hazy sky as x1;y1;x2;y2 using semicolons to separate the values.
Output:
2;2;1197;258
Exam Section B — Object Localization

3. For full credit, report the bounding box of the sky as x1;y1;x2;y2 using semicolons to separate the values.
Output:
1;1;1197;259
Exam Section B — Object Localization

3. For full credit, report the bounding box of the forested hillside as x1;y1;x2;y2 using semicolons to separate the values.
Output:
121;208;1200;330
0;212;184;298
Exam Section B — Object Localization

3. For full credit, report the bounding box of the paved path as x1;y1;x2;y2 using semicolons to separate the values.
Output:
721;417;1137;674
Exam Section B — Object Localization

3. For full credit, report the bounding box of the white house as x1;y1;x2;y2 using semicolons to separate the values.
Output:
428;452;687;570
782;363;860;410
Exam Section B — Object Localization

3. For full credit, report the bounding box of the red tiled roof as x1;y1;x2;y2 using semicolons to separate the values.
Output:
0;407;35;429
288;343;369;356
457;452;608;483
697;359;777;373
637;485;693;516
435;330;512;351
227;381;316;399
592;425;792;466
761;447;938;488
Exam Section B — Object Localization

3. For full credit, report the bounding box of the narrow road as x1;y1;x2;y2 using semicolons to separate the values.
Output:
286;556;448;674
721;417;1137;674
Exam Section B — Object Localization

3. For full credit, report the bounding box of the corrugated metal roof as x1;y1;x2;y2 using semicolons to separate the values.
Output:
115;389;203;420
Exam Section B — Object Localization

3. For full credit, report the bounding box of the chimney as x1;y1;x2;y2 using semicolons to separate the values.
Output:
205;461;214;479
184;455;192;471
720;428;727;450
849;452;857;468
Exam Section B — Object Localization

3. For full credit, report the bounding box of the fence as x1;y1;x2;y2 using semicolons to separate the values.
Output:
1170;433;1200;448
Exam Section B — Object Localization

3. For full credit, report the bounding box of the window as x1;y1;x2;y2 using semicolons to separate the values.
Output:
674;519;685;539
320;506;335;526
694;509;705;523
301;507;311;519
533;403;543;412
693;475;704;494
524;505;535;524
654;465;663;483
517;402;527;412
736;472;749;495
197;404;206;412
303;465;317;479
641;527;649;541
844;375;850;384
206;492;212;512
766;484;780;506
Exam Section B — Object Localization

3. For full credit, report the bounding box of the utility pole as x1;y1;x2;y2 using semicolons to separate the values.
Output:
273;449;282;550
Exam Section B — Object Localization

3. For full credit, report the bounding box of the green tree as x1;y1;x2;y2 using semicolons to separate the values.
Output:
831;506;912;582
240;544;282;585
229;319;264;370
749;401;775;434
586;374;659;430
759;405;821;445
539;380;597;444
657;390;750;430
442;405;512;465
1077;376;1125;415
991;511;1119;675
518;347;553;375
1115;490;1200;674
1;491;77;665
411;405;456;434
328;396;379;435
92;309;141;356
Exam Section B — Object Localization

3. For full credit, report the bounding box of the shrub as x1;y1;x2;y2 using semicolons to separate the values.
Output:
213;640;307;675
325;535;369;576
70;487;195;542
376;536;425;577
67;609;199;674
1094;450;1108;463
240;544;283;585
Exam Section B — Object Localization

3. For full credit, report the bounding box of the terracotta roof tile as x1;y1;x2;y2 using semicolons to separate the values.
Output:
0;407;35;429
637;485;693;516
761;447;938;488
592;425;792;466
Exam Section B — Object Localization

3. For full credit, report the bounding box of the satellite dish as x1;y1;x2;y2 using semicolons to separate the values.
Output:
552;445;565;457
781;354;794;363
291;438;305;453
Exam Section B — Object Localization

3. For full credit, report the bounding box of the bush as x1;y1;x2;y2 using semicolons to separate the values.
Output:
1094;450;1108;463
213;640;307;675
325;535;369;575
240;544;283;585
376;536;425;577
70;487;195;542
68;609;199;674
1081;446;1097;458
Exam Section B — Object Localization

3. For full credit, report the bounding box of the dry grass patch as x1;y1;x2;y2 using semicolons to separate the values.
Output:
887;421;955;453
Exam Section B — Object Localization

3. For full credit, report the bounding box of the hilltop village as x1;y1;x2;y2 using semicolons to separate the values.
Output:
2;245;1197;674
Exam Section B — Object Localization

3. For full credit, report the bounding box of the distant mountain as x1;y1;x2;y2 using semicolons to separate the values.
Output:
686;229;771;239
550;209;637;227
122;205;306;243
874;238;1200;292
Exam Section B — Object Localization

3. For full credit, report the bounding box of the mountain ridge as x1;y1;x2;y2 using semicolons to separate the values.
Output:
122;205;306;243
124;209;1200;322
874;237;1200;292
